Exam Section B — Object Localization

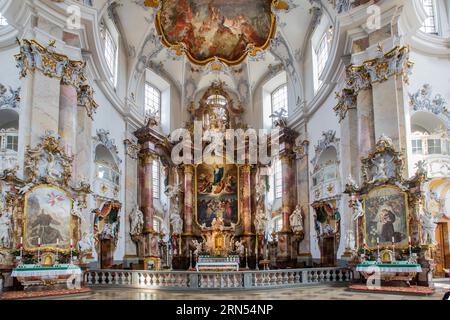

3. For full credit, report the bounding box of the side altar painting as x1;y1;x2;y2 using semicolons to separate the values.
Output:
196;164;239;228
24;185;73;249
364;186;409;249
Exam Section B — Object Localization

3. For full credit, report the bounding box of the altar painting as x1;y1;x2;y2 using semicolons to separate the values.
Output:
196;164;238;227
24;185;72;250
156;0;276;65
364;186;409;249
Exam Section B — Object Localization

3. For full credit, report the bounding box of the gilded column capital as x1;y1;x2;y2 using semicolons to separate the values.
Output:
183;164;195;174
139;152;158;163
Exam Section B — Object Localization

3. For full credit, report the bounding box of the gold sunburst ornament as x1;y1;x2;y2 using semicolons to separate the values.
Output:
145;0;288;66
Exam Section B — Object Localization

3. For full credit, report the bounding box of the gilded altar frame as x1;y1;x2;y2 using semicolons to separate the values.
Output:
194;164;241;228
362;184;411;251
23;184;74;253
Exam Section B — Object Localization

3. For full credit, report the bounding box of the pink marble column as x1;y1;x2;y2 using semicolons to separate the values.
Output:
183;165;195;235
241;165;253;236
281;154;295;232
140;153;155;234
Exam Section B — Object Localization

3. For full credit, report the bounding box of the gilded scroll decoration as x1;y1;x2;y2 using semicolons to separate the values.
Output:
334;46;414;122
14;39;98;119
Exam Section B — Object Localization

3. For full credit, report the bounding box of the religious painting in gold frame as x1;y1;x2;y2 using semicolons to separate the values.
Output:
363;185;410;250
152;0;278;66
195;164;240;227
23;185;73;252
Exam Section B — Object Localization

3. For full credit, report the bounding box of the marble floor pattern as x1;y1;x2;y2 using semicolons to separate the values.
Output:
42;284;450;300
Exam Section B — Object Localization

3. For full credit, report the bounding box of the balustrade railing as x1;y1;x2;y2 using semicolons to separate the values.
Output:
84;267;352;290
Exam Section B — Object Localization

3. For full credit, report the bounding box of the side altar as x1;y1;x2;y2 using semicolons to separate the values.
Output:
344;136;436;293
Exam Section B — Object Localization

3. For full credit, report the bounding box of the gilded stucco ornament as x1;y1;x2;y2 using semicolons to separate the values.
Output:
24;131;73;187
14;39;98;119
334;46;414;122
124;138;140;160
0;83;20;110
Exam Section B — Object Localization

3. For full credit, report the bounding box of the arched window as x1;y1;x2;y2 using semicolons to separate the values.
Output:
0;109;19;172
271;84;288;125
0;13;7;26
152;159;160;199
145;83;161;119
421;0;439;35
274;158;282;199
104;29;117;84
316;33;330;77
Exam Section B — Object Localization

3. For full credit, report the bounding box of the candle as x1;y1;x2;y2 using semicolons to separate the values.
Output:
57;239;59;246
20;237;23;245
392;236;395;244
38;237;41;246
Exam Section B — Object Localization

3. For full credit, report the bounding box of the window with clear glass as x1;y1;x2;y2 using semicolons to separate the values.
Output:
412;139;423;155
316;33;330;77
427;139;442;154
274;159;283;199
271;85;288;124
104;30;117;82
153;160;160;199
153;219;161;233
273;217;283;233
145;83;161;118
0;13;7;26
6;135;18;152
421;0;438;34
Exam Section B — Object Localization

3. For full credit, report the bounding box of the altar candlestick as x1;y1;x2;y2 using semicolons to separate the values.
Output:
37;238;42;265
392;237;395;262
377;237;380;261
363;239;367;256
408;236;412;256
56;239;59;263
70;239;74;264
19;237;23;261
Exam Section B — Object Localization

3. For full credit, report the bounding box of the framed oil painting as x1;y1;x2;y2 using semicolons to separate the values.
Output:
195;164;239;227
363;186;409;249
24;185;73;250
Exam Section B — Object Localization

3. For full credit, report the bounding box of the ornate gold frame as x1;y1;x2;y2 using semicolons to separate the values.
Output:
152;0;279;66
362;184;411;250
194;164;241;228
23;184;74;253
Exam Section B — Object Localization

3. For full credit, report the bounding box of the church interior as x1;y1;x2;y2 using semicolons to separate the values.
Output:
0;0;449;301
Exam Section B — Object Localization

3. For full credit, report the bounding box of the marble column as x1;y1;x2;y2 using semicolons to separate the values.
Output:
296;140;312;266
59;85;77;183
140;153;156;234
183;165;195;237
277;153;295;263
357;89;375;181
241;165;253;237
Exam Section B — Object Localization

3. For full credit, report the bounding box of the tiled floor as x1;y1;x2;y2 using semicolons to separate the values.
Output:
45;284;450;300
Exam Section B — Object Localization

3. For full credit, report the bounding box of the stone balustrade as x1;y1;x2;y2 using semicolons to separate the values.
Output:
84;267;352;290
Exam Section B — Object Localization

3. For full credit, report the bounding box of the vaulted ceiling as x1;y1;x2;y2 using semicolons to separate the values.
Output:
90;0;321;103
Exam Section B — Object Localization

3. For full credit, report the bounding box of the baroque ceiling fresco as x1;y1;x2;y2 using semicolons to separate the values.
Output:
147;0;279;66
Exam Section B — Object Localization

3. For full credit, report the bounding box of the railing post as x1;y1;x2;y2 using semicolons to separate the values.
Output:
243;272;252;288
302;270;308;284
132;271;139;287
189;273;198;289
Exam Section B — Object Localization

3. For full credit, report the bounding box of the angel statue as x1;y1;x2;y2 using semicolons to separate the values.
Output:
352;199;364;221
192;239;203;256
71;200;86;222
129;205;144;237
235;240;245;256
78;232;94;254
289;205;304;234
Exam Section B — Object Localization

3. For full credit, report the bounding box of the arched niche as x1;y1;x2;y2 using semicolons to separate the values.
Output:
0;108;19;172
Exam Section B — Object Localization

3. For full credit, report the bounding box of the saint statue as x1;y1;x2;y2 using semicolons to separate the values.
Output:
290;205;304;234
129;205;144;237
0;206;12;249
254;206;268;234
352;200;364;221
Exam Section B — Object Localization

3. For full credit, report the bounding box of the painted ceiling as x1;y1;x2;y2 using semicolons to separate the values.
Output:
153;0;277;66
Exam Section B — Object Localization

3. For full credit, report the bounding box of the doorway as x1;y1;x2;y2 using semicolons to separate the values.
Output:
321;236;336;267
434;222;449;277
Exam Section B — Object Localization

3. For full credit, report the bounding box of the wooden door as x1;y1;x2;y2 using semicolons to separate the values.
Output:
434;223;446;277
321;236;336;267
100;239;113;269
